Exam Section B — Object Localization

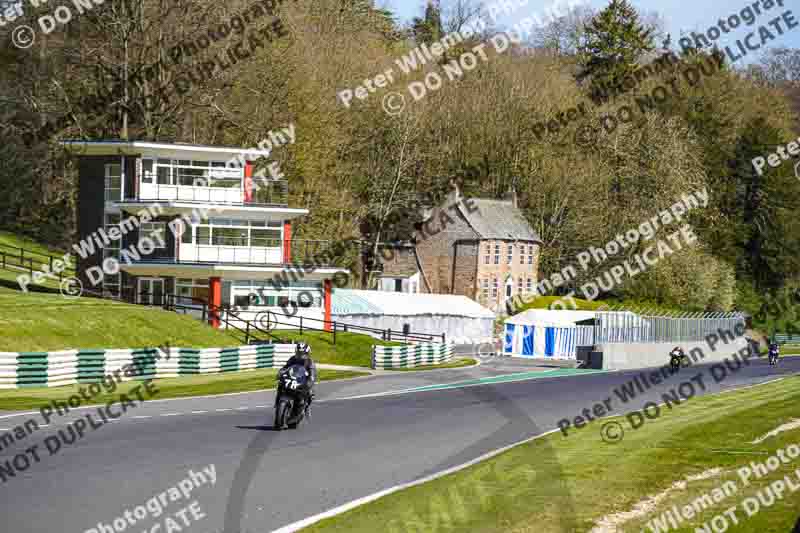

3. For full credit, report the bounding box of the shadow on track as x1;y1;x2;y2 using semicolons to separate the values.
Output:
222;349;578;532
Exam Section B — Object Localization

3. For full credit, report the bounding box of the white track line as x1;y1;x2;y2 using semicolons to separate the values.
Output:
272;427;562;533
325;369;573;401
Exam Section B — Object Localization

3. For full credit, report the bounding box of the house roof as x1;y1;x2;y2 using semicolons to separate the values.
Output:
457;199;541;242
59;140;272;158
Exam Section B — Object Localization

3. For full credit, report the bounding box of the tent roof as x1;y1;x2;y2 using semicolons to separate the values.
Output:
505;309;597;327
506;309;645;327
332;289;495;318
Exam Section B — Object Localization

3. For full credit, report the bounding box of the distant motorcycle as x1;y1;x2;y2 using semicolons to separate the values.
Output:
274;363;312;430
669;347;687;371
768;345;780;366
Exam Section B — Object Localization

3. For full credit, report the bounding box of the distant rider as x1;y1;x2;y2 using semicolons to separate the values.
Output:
768;341;780;360
669;346;686;365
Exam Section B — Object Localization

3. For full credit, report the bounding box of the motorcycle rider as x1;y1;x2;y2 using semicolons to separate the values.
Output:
669;346;687;367
282;341;316;408
768;341;780;362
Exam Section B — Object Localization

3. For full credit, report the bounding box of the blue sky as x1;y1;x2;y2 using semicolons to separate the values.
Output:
384;0;800;63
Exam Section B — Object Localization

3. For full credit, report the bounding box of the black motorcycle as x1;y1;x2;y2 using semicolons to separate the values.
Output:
769;346;780;366
274;363;311;430
669;349;686;371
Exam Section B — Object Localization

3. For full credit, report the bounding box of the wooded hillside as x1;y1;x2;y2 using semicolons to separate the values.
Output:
1;0;799;318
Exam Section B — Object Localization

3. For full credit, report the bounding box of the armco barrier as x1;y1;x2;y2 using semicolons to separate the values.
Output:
371;342;455;369
0;344;296;389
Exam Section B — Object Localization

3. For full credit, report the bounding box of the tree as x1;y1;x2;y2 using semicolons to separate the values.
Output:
727;117;800;290
576;0;654;103
532;3;594;57
411;0;443;45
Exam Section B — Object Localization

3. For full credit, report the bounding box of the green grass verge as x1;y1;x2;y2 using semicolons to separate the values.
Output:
0;289;246;351
0;230;68;259
252;329;403;367
307;376;800;533
0;368;367;411
387;357;479;371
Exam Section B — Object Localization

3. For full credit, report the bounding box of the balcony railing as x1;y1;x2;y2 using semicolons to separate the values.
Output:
134;179;289;206
129;239;353;266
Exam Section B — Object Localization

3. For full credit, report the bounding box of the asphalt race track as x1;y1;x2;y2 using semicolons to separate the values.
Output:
1;355;798;533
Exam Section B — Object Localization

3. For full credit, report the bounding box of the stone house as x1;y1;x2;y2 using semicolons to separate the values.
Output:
375;187;542;312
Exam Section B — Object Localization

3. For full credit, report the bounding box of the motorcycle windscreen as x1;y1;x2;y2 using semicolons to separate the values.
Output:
288;364;309;385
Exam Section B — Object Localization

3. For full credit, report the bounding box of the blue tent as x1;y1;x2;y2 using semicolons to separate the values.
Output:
503;310;596;359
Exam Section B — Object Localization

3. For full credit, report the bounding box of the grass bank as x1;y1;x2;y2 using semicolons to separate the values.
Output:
255;329;404;367
307;376;800;533
0;289;245;352
0;368;367;411
387;357;478;371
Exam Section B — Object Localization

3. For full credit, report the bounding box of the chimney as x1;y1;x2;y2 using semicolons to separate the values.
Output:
504;186;517;208
446;179;461;207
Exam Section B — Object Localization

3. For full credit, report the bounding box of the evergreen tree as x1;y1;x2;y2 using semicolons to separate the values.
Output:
728;117;800;290
577;0;654;103
411;0;443;46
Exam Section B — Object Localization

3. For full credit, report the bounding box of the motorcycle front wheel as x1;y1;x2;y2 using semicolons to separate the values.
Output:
274;397;293;430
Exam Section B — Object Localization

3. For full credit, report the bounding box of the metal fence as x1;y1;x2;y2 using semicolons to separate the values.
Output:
593;310;746;344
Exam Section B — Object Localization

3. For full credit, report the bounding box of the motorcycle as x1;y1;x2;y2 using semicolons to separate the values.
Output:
769;346;780;366
274;363;311;430
669;349;686;371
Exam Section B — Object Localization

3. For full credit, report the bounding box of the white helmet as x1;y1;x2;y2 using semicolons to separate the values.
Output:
297;342;311;356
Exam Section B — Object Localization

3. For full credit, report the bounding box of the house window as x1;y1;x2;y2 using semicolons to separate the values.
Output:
394;279;403;292
526;278;532;293
491;277;498;298
139;222;166;249
494;244;499;265
104;164;122;202
152;159;242;188
484;244;490;265
517;277;523;294
102;213;121;296
180;220;192;244
507;244;513;264
188;219;281;247
141;159;154;184
230;280;322;309
176;278;210;304
481;279;489;300
520;244;525;264
528;245;534;264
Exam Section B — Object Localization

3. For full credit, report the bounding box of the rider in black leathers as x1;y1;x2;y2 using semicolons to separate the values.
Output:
282;342;316;408
768;341;780;361
669;346;687;369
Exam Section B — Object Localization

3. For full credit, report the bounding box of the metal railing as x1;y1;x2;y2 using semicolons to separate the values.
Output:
133;179;288;206
78;286;445;346
0;242;76;280
233;310;444;345
130;239;347;265
593;310;746;344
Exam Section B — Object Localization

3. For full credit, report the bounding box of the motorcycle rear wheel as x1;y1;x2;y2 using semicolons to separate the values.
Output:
274;397;293;430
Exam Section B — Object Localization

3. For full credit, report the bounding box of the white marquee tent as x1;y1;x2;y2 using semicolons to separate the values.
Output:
332;289;495;343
